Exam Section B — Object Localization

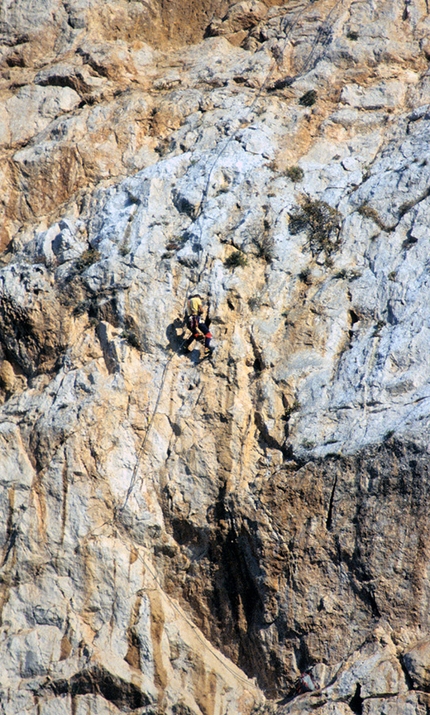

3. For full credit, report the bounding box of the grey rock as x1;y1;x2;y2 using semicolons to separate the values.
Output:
2;0;430;713
403;638;430;691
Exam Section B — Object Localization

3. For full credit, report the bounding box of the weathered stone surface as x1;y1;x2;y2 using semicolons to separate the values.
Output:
2;0;430;713
0;263;72;375
403;638;430;691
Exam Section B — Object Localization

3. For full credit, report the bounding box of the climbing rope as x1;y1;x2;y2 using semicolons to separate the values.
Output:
117;348;178;515
0;1;349;696
194;4;303;222
119;528;258;690
116;0;348;531
194;0;344;222
190;0;345;282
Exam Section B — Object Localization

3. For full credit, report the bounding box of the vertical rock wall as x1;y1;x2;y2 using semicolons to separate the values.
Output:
1;0;430;713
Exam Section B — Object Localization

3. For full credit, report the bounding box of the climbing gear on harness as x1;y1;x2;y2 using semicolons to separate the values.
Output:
188;314;201;337
184;294;213;355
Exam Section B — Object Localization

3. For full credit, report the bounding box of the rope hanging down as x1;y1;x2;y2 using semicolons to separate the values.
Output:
117;0;345;516
190;0;344;286
0;1;347;695
195;5;303;221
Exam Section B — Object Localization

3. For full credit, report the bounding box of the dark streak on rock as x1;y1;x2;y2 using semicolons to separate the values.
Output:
44;665;151;711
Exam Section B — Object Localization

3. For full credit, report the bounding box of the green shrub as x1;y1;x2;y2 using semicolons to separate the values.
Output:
76;248;101;273
165;240;182;251
334;269;347;279
253;232;274;263
298;268;312;284
224;251;248;269
248;296;262;311
119;243;130;257
299;90;317;106
285;166;304;183
289;197;341;260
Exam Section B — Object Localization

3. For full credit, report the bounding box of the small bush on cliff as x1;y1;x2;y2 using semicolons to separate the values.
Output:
289;196;341;260
253;232;274;263
285;166;304;183
119;242;130;257
76;248;101;273
298;268;312;285
299;90;317;106
224;251;247;269
248;296;262;311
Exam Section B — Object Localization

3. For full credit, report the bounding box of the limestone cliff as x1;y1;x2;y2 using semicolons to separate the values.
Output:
1;0;430;713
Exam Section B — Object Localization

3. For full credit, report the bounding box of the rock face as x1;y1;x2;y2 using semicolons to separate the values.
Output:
2;0;430;713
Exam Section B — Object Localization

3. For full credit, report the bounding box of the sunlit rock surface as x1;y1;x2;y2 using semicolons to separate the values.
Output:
2;0;430;713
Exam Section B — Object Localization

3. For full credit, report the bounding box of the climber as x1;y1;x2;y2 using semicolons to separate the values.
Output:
183;294;213;356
